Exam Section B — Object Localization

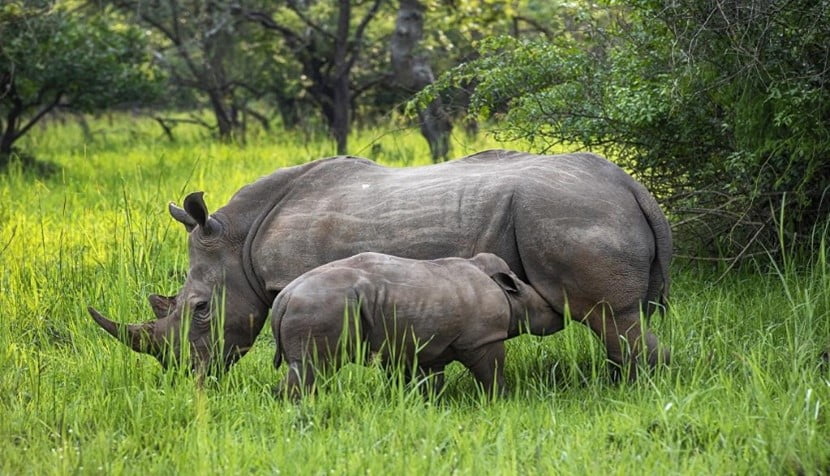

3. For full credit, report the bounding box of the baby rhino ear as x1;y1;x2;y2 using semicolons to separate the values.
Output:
491;272;519;294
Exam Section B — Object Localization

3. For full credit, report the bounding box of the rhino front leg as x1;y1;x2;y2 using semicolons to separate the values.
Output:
416;365;446;398
458;342;506;398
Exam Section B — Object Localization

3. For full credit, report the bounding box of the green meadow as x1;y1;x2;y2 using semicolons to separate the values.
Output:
1;118;828;474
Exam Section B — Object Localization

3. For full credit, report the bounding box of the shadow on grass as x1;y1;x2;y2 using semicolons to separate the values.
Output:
1;150;62;178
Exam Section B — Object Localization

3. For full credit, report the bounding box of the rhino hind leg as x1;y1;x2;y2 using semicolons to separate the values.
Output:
520;248;668;378
413;365;446;398
458;342;506;398
585;307;669;381
275;333;341;399
273;360;317;400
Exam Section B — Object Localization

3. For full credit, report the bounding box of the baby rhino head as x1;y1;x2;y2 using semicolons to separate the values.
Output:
468;253;561;336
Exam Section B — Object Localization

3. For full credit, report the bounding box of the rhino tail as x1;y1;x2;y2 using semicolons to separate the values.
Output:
271;292;291;369
632;184;672;318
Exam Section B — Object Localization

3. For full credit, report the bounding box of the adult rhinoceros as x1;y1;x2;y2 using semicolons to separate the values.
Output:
89;149;671;377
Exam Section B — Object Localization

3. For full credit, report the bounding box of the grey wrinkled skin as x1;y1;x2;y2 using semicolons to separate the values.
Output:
88;149;671;377
271;252;560;398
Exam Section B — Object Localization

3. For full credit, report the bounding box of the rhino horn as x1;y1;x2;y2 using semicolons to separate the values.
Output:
88;306;160;355
183;192;220;236
169;202;197;232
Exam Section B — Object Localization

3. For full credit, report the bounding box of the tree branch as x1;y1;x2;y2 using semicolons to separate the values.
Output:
286;0;336;41
241;105;271;130
13;91;63;141
231;6;303;49
352;72;393;100
347;0;385;70
153;115;216;130
512;15;553;39
139;12;178;45
153;116;176;141
228;80;265;97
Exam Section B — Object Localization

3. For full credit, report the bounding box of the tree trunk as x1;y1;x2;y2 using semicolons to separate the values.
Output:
207;89;235;140
332;0;352;155
276;96;300;129
0;135;14;167
1;108;21;166
391;0;452;162
332;73;350;155
418;101;450;161
75;113;93;143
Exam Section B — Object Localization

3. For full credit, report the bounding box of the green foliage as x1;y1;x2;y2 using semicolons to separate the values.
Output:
1;119;829;473
108;0;296;137
0;1;160;159
422;0;830;258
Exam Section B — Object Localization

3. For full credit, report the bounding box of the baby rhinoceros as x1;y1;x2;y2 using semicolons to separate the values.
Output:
271;252;559;398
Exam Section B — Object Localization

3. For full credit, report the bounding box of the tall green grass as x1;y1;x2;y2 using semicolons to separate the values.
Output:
1;116;828;474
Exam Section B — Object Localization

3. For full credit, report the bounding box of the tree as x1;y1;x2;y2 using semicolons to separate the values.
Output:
395;0;550;159
238;0;387;155
390;0;451;162
0;2;159;166
109;0;279;139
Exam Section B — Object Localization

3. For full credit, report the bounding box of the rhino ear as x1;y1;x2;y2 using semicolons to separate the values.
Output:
169;202;197;232
183;191;220;236
491;272;519;294
148;293;176;320
183;192;209;227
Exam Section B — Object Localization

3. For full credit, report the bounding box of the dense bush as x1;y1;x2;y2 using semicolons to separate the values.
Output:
421;0;830;259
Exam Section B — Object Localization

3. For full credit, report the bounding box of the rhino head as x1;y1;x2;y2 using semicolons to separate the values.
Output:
89;192;270;374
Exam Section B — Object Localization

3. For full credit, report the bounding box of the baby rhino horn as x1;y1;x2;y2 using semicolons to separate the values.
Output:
88;307;161;355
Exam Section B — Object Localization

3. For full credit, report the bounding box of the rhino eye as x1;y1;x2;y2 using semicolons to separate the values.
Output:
192;302;210;319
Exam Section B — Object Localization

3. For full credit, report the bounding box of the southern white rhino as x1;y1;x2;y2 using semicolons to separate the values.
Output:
89;149;671;377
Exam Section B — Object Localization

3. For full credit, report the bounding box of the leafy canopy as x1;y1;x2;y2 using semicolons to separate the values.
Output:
0;1;160;159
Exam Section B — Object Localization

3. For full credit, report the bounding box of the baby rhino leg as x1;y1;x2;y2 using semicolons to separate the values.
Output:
275;359;316;400
275;324;341;400
457;342;506;397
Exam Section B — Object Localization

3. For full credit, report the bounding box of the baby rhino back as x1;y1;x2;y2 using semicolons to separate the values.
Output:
349;253;511;365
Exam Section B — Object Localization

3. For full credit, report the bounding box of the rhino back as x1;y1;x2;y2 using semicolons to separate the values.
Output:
250;151;633;289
